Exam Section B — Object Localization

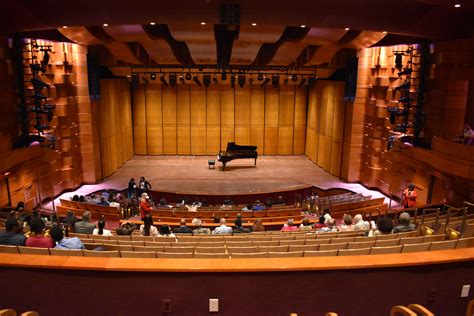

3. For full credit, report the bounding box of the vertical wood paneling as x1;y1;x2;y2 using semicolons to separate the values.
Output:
294;87;307;154
220;85;235;150
146;83;163;155
250;84;265;150
305;86;318;162
264;87;279;154
190;85;207;154
234;85;251;145
206;85;221;154
278;86;295;154
162;85;177;154
132;83;147;154
177;85;191;154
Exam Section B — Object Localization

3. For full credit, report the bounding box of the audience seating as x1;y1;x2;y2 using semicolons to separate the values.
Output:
370;245;403;255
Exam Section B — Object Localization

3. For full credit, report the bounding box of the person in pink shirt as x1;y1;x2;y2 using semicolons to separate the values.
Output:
281;219;298;232
26;217;54;248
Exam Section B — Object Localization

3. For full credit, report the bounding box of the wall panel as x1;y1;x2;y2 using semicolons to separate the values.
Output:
264;87;279;154
220;85;235;151
145;83;163;155
177;85;191;154
206;85;221;154
278;86;295;154
162;85;177;154
234;85;251;145
190;85;207;154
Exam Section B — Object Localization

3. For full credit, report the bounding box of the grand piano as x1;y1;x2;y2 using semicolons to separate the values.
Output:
217;142;258;170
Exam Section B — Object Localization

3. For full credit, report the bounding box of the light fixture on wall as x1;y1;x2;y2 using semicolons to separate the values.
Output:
169;74;177;87
150;73;157;80
271;75;279;88
238;74;246;88
193;75;202;86
160;75;168;85
203;74;211;88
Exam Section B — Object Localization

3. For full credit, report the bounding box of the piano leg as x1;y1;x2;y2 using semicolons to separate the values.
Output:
254;158;257;165
222;162;226;171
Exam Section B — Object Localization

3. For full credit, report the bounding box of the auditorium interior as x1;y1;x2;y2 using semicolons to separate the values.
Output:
0;0;474;315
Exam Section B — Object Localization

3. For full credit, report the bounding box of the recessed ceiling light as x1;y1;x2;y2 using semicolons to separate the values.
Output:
150;22;156;25
201;22;206;25
300;24;306;28
454;4;461;7
62;26;68;29
382;31;387;34
251;23;257;26
103;23;109;27
345;27;350;31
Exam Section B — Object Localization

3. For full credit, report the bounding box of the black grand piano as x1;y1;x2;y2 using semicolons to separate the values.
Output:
217;142;258;170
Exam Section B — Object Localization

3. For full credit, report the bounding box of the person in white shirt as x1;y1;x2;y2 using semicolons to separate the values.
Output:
139;213;159;237
213;218;233;234
353;214;370;231
92;218;113;236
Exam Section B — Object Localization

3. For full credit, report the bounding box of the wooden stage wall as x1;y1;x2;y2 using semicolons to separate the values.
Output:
131;83;307;155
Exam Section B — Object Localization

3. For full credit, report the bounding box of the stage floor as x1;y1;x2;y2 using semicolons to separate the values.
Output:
51;155;394;207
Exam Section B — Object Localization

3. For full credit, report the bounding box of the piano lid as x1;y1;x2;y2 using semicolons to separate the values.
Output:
226;142;257;152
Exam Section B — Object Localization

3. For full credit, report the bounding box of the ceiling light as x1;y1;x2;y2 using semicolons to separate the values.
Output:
150;73;157;80
201;22;206;25
382;31;387;34
300;25;306;28
251;23;257;26
345;27;350;31
454;4;461;7
103;23;109;27
169;74;177;87
62;26;68;29
150;22;156;25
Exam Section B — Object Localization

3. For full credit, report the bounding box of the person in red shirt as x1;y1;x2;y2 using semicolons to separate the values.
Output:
281;219;298;232
26;217;54;248
402;183;418;208
139;193;154;220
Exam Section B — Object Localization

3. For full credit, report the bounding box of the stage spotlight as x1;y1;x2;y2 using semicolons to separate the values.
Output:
41;51;50;67
291;74;298;82
238;74;246;88
150;73;157;80
221;71;227;81
185;72;192;80
203;74;211;88
193;75;202;86
398;69;412;77
298;77;307;88
31;78;48;90
260;78;270;87
160;75;168;86
271;75;279;89
257;73;264;81
212;76;218;85
169;74;177;87
179;75;186;85
230;75;236;88
394;53;403;69
30;64;46;73
307;76;317;88
394;82;410;91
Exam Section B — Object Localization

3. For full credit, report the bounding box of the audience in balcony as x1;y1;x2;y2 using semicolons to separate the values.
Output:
281;219;298;232
108;196;120;209
97;197;109;206
298;218;313;231
192;218;211;235
50;225;85;250
173;219;193;234
241;204;253;211
140;214;159;237
353;214;370;231
251;218;265;232
157;198;172;209
74;211;96;234
92;217;113;236
338;214;355;232
26;217;54;248
213;218;233;234
158;225;176;238
370;216;394;236
0;218;26;246
318;218;337;233
252;200;265;211
392;212;416;233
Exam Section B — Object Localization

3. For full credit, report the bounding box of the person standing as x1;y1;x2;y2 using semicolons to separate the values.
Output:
402;183;418;208
139;193;154;220
138;176;152;197
128;178;137;199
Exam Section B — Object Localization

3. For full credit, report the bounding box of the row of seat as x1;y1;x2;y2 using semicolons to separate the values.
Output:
1;237;472;258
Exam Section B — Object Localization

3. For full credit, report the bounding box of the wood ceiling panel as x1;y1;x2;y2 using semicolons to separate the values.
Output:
168;23;216;64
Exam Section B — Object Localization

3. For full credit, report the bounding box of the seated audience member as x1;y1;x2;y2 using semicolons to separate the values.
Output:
252;200;265;211
78;195;85;203
281;219;298;232
192;218;211;235
323;208;332;223
241;204;253;211
233;214;250;233
212;218;233;235
157;198;172;209
140;214;159;237
158;225;176;238
50;225;85;250
62;210;77;229
338;214;355;232
139;193;154;220
353;214;370;231
108;195;120;209
92;218;113;236
173;219;193;234
299;218;313;231
0;218;26;246
314;216;327;229
26;218;54;248
74;211;96;234
185;204;198;212
393;212;416;233
71;195;79;202
318;218;337;233
116;222;136;236
97;196;109;206
200;199;209;207
251;218;265;232
273;195;286;205
370;216;394;236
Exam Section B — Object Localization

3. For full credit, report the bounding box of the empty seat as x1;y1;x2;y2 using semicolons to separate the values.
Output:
0;245;19;254
225;241;253;247
304;250;338;257
164;247;195;253
154;236;177;242
194;253;230;259
156;252;193;258
319;242;348;251
331;237;355;243
83;250;120;257
374;239;400;247
198;241;225;247
455;237;474;249
121;251;156;258
91;235;110;240
110;235;131;241
231;252;268;258
118;240;145;246
227;246;258;254
279;240;305;246
131;236;154;242
355;236;376;242
338;248;371;256
145;241;171;247
268;251;303;258
18;247;50;255
348;241;375;249
252;240;279;247
305;239;330;245
176;236;200;242
401;243;431;253
422;234;445;243
104;245;133;251
429;240;457;251
288;244;319;252
134;245;164;252
400;236;424;245
370;245;403;255
258;245;288;252
174;242;198;247
49;248;84;256
195;247;226;254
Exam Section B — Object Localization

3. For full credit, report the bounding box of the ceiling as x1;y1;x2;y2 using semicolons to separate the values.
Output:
4;0;474;71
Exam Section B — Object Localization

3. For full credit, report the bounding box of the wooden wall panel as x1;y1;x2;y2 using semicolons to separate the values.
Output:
305;86;318;162
220;85;235;151
234;85;251;145
177;85;191;154
250;85;265;151
293;87;307;154
264;87;279;154
145;84;163;155
278;86;295;154
190;85;207;154
132;84;147;154
206;85;221;154
162;85;177;154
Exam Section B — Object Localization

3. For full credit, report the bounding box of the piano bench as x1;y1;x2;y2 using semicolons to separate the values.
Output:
208;159;216;169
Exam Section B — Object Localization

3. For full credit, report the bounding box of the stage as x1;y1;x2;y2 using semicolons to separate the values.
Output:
50;155;394;207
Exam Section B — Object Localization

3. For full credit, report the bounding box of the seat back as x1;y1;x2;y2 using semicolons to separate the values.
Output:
49;248;84;256
268;251;303;258
18;246;50;255
0;245;19;254
338;248;371;256
120;251;156;258
370;245;403;255
194;253;230;258
401;243;431;253
83;250;120;257
231;252;268;258
304;250;338;257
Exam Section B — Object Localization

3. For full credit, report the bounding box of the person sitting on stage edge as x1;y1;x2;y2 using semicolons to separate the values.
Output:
0;218;26;246
92;217;113;236
74;211;96;234
140;214;159;237
139;193;154;220
173;219;193;234
26;217;54;248
393;212;416;233
192;218;211;235
213;218;233;235
281;219;298;232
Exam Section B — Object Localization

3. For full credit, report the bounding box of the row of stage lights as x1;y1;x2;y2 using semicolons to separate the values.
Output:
133;71;318;89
